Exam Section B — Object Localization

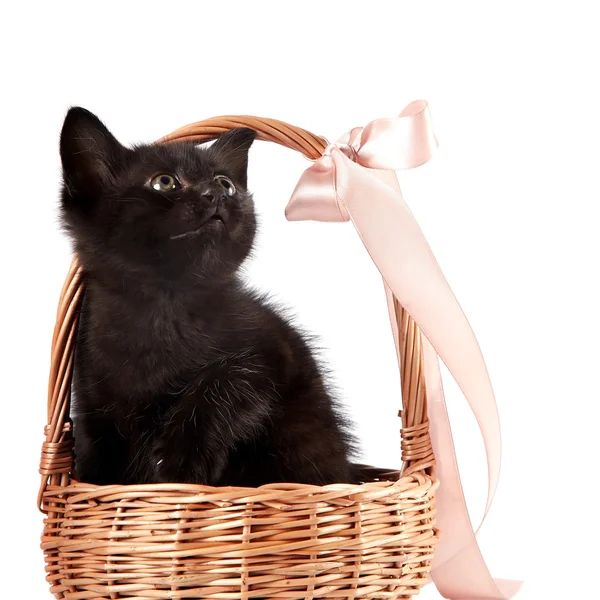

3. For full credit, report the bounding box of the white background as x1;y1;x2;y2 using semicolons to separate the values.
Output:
1;2;598;598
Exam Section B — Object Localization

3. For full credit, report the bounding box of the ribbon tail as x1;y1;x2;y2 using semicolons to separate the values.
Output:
423;337;522;599
330;148;520;598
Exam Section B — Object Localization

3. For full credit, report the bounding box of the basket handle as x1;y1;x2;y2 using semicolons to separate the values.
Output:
38;117;430;507
38;260;83;508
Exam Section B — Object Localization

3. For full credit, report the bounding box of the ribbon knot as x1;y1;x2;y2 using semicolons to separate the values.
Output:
331;141;358;163
284;101;521;600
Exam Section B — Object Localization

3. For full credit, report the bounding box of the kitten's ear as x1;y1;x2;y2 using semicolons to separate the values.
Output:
60;107;126;196
211;127;257;188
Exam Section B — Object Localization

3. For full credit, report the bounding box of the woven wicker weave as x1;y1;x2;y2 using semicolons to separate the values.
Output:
39;116;439;600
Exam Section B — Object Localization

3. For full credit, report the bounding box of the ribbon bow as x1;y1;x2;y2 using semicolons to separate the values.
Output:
285;100;521;600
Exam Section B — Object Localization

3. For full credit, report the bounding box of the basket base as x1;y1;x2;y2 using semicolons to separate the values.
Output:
41;468;438;599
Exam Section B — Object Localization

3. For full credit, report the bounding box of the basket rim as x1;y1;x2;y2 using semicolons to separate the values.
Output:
41;473;440;516
42;472;435;495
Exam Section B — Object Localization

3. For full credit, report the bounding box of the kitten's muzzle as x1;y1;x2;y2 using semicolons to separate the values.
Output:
169;205;228;240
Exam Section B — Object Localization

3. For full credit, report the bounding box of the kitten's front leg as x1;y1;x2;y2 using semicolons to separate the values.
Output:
151;399;229;485
151;372;276;485
73;414;130;485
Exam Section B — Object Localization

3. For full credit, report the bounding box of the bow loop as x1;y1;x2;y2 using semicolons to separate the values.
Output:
359;99;438;169
286;152;350;223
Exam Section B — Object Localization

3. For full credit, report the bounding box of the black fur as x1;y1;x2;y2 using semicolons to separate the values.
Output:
59;107;357;487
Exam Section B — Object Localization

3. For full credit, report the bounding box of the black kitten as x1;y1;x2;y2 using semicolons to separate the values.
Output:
59;108;356;487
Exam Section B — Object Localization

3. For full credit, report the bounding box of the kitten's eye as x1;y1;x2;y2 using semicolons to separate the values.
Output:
214;175;236;197
150;173;181;192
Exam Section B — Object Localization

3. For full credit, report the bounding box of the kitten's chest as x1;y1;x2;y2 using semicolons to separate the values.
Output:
78;300;211;397
75;282;261;400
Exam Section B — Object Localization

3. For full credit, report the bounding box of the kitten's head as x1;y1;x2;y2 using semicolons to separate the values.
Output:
59;107;257;286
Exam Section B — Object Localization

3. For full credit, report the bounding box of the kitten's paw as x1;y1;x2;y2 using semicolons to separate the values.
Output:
150;435;224;485
150;437;189;482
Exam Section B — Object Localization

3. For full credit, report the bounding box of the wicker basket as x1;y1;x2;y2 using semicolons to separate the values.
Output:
39;117;439;600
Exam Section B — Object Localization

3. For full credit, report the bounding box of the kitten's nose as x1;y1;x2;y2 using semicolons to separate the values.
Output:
200;184;225;203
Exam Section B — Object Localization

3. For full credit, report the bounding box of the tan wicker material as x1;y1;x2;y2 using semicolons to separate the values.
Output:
39;116;439;599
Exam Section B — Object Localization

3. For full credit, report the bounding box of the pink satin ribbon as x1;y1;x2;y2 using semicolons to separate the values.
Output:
285;100;521;599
